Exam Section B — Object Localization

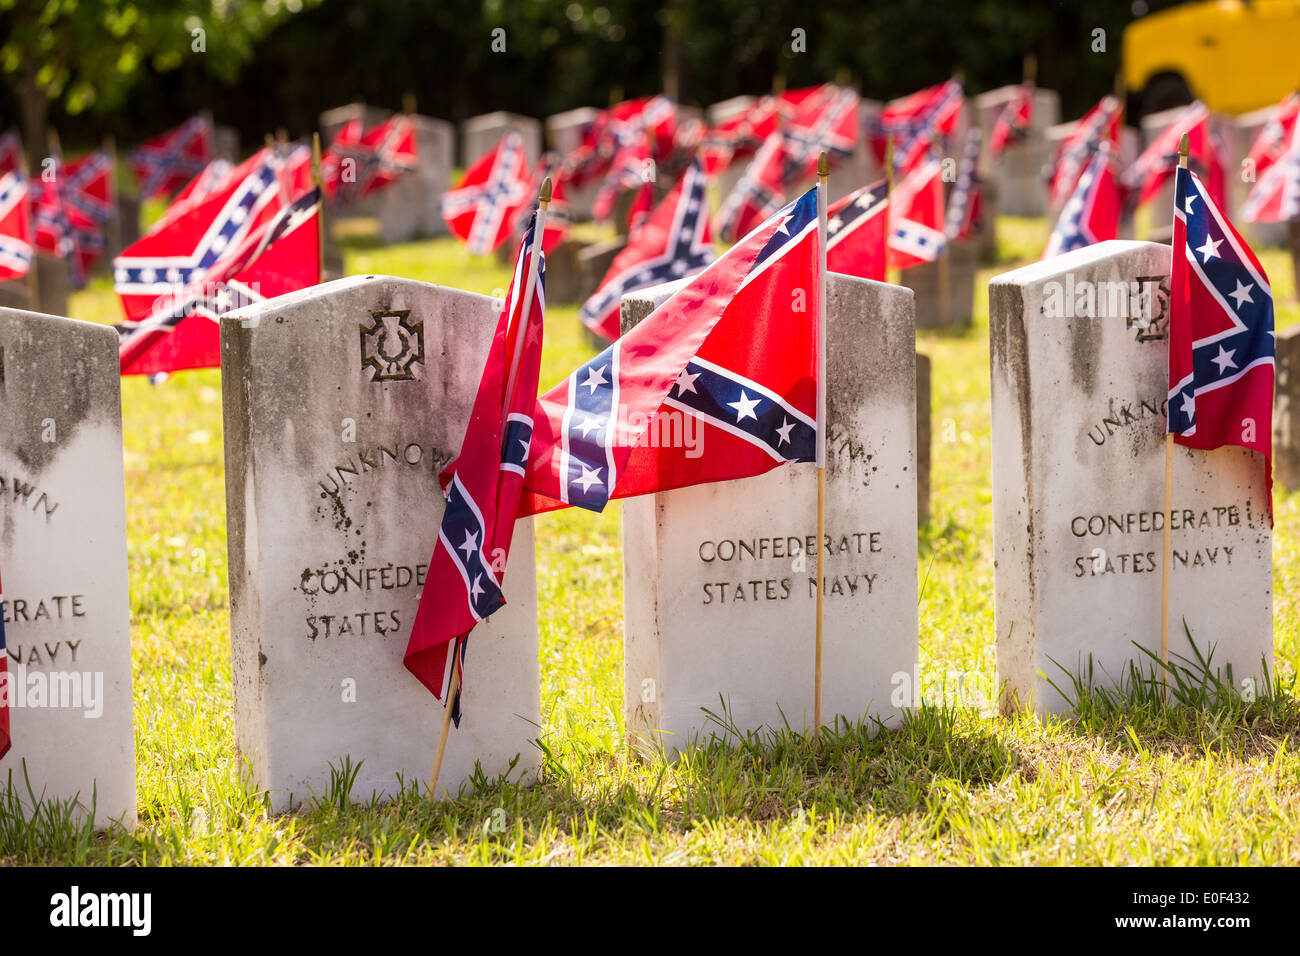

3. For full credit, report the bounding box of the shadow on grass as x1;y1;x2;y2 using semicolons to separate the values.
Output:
1039;623;1300;761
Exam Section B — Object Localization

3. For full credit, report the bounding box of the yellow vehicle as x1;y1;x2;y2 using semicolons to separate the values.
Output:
1123;0;1300;116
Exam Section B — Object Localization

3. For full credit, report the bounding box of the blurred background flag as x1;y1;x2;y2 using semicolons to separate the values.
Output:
130;114;213;201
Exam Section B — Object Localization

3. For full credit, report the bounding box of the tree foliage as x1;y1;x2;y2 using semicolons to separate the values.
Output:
1;0;1144;152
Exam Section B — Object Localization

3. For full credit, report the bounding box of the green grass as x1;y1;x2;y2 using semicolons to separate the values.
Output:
3;217;1300;866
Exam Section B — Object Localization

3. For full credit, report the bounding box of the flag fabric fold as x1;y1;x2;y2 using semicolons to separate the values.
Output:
322;115;417;204
1245;92;1300;182
990;82;1034;156
1046;95;1121;209
870;79;964;177
442;131;532;255
888;159;946;269
826;180;887;282
1241;119;1300;224
130;114;213;200
1043;143;1120;258
945;126;983;241
404;217;547;716
580;159;714;343
0;171;32;281
1168;165;1275;517
524;187;821;516
1123;101;1225;212
114;150;319;375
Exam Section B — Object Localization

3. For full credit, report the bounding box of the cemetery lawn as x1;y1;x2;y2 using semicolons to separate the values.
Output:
6;218;1300;866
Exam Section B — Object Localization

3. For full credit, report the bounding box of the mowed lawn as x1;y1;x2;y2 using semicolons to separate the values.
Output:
5;214;1300;865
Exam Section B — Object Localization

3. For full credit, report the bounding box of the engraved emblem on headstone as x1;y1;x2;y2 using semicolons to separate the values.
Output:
359;309;425;382
1128;275;1170;342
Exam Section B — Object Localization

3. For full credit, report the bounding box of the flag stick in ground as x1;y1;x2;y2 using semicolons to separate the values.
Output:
427;177;553;796
933;123;951;326
312;132;324;279
814;151;828;739
1159;134;1191;693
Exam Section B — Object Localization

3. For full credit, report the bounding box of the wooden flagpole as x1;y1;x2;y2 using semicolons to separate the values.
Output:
934;121;951;327
1159;134;1190;694
428;177;552;797
814;152;828;740
312;132;325;281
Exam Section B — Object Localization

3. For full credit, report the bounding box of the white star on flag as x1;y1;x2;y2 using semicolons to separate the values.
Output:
583;365;608;394
727;390;761;422
1228;279;1253;309
469;574;484;600
1211;345;1237;373
576;416;602;438
674;368;699;395
575;464;604;492
775;417;795;446
1196;235;1223;262
458;529;479;561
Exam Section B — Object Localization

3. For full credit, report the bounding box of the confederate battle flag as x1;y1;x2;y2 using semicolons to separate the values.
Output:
114;151;319;375
523;187;821;515
0;171;32;281
1046;94;1121;209
405;216;546;720
442;131;532;255
130;114;213;200
580;159;713;343
826;180;887;282
1043;143;1120;259
990;82;1034;155
1167;164;1275;516
888;158;946;269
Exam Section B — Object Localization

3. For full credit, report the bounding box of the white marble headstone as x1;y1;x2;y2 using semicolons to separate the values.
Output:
620;274;920;755
545;107;601;220
0;308;135;827
990;241;1272;715
221;276;540;811
461;112;542;168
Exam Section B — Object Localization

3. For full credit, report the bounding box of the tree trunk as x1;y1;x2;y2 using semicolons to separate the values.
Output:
19;46;48;175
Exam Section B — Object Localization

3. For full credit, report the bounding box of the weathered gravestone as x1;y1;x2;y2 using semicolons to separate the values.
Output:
576;236;626;305
33;254;70;318
103;193;142;266
1275;324;1300;491
899;239;979;330
0;308;135;827
0;279;31;310
989;240;1272;715
545;107;601;221
619;274;920;755
916;352;931;526
461;112;542;168
539;239;587;306
378;114;455;243
221;275;540;811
